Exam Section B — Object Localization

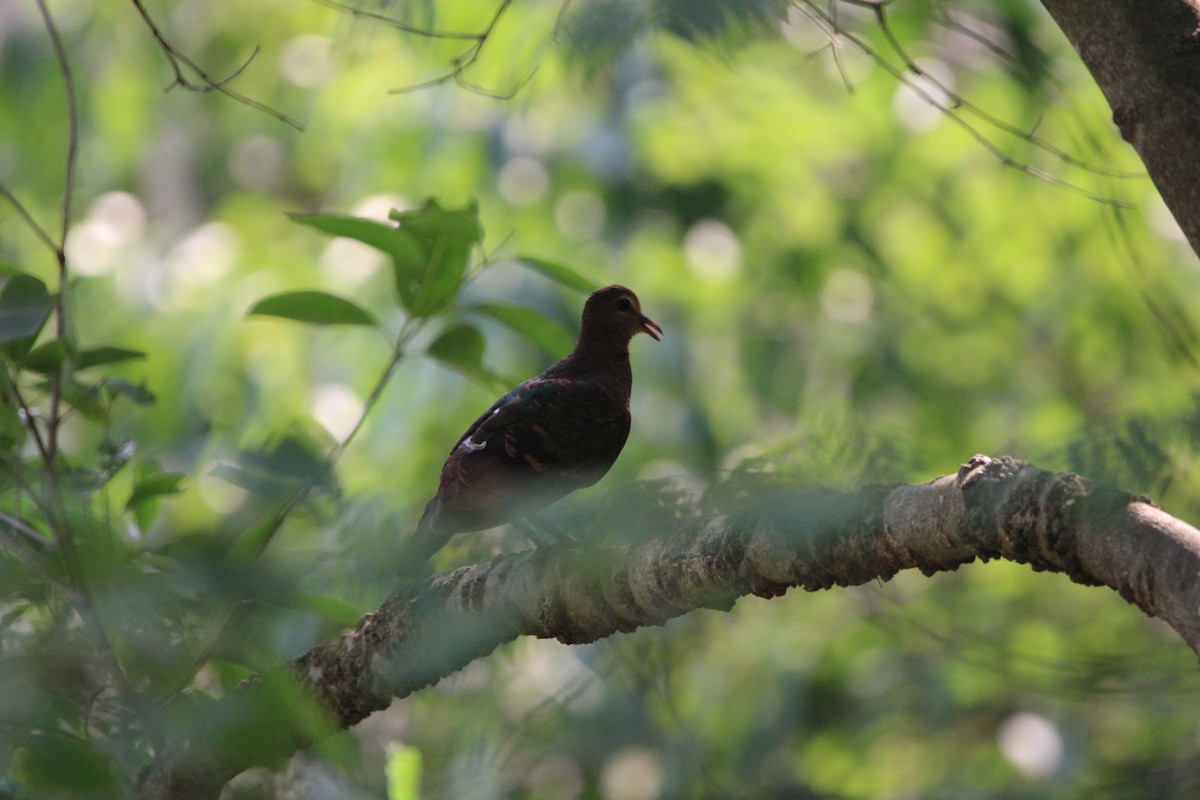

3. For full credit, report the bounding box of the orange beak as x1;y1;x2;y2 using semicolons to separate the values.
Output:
639;314;663;341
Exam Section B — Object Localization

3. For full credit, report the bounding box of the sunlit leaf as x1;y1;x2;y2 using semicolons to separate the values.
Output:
287;212;426;308
513;255;596;294
249;291;378;327
470;302;575;356
389;199;484;316
287;212;424;266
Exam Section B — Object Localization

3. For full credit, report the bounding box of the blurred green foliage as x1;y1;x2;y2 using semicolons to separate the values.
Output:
2;0;1200;798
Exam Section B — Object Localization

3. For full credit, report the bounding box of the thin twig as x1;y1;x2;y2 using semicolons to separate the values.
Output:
128;0;304;130
387;0;528;98
864;1;1143;180
34;0;77;466
791;1;854;93
6;380;53;472
310;0;483;39
797;0;1134;206
245;319;419;558
0;184;58;253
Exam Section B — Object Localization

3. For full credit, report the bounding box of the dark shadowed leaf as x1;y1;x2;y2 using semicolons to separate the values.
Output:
103;378;156;406
60;379;106;420
0;274;52;356
0;387;23;446
79;347;147;369
427;323;485;373
513;256;596;294
426;322;508;391
291;592;363;626
17;734;123;797
20;343;145;376
20;339;67;375
210;436;334;501
470;302;575;356
249;291;378;327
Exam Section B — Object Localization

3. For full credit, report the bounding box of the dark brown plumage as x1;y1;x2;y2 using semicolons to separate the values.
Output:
400;285;661;570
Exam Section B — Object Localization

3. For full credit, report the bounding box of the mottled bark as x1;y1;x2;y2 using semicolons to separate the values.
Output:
1039;0;1200;255
135;455;1200;800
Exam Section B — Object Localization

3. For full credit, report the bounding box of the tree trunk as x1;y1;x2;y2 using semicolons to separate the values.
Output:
1039;0;1200;255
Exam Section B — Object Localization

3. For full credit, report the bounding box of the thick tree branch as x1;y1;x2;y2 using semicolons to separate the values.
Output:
135;455;1200;800
1038;0;1200;255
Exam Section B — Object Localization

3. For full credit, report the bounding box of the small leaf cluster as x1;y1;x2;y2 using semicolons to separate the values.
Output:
0;198;595;796
252;199;592;383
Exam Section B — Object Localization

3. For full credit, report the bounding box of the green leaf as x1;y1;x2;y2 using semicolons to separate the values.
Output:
389;199;484;316
287;212;424;266
426;323;508;392
513;256;596;294
20;339;67;375
210;436;335;500
16;735;122;797
287;212;426;307
127;467;187;530
127;471;187;510
249;291;378;327
427;322;485;374
103;378;155;406
0;275;52;355
291;592;362;626
0;387;23;447
79;346;147;369
60;379;106;420
0;258;25;278
385;744;423;800
470;302;575;356
22;343;146;376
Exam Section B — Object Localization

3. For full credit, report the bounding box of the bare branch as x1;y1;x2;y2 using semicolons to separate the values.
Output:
793;0;1142;204
128;0;304;131
865;1;1143;179
0;184;58;253
32;0;78;465
309;0;484;40
134;455;1200;800
1038;0;1200;258
386;0;528;98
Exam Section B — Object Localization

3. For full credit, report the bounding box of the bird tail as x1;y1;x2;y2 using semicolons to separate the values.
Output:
396;499;454;579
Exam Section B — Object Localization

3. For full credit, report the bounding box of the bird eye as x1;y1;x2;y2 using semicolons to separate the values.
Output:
616;297;633;312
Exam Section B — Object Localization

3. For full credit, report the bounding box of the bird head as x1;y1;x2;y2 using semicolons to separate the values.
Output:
579;286;663;352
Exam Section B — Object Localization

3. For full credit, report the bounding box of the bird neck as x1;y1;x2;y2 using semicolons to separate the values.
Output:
557;339;634;399
571;328;633;364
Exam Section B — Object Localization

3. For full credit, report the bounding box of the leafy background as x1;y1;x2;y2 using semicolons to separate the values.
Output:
2;0;1200;797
